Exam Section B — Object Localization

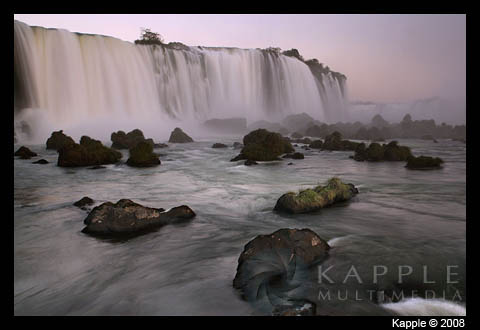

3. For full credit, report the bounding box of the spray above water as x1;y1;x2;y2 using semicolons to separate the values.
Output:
14;20;348;143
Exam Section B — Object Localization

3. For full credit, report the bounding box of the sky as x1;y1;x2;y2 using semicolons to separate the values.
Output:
14;14;466;104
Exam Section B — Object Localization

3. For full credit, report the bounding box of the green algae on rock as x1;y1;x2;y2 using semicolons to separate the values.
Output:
274;177;358;214
126;141;161;167
406;155;444;170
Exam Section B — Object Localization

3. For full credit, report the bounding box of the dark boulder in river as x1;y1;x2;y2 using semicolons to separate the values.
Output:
73;196;94;208
282;152;304;159
406;155;443;170
14;146;37;159
81;199;196;236
212;143;228;148
57;136;122;167
353;141;412;162
168;127;194;143
32;159;49;164
111;129;154;149
231;128;294;162
46;130;75;151
126;141;161;167
274;177;358;214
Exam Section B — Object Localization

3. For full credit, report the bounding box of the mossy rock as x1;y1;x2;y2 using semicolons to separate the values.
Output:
406;155;443;170
274;177;358;214
57;136;122;167
46;130;75;151
353;141;411;162
111;129;153;149
232;129;294;161
126;141;161;167
168;127;194;143
321;131;359;151
309;140;323;149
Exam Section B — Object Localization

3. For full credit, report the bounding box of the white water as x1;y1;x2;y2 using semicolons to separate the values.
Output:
14;20;347;143
382;298;466;316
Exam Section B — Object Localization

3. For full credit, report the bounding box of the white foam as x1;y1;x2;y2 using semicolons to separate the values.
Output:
381;298;466;316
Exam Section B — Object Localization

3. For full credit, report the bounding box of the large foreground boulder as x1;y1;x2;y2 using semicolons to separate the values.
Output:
406;155;444;170
46;130;75;150
126;141;161;167
231;129;294;162
168;127;194;143
111;129;154;149
353;141;412;162
274;177;358;214
233;228;330;307
57;136;122;167
14;146;37;159
82;199;196;236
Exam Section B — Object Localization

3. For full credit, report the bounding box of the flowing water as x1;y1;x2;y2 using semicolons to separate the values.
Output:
14;137;466;315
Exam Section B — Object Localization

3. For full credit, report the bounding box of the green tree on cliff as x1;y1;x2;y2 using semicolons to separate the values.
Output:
134;28;164;45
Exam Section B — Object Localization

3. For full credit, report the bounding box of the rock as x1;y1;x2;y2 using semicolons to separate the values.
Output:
14;146;37;159
273;177;358;214
74;196;94;208
203;118;247;134
244;159;258;166
309;140;323;149
88;165;106;170
57;136;122;167
322;131;359;151
154;143;169;148
233;228;330;302
111;129;154;149
212;143;228;148
371;114;389;128
81;199;196;236
32;159;49;164
168;127;194;143
291;137;312;144
287;162;293;165
46;130;75;151
233;142;243;149
406;155;444;170
126;141;161;167
231;129;295;162
353;141;412;162
283;152;304;159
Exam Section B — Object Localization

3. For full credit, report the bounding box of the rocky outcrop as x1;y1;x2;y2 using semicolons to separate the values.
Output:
353;141;412;162
168;127;194;143
283;152;304;159
212;143;228;148
231;129;295;162
46;130;75;150
111;129;154;149
274;177;358;214
57;136;122;167
14;146;37;159
81;199;196;236
126;141;160;167
233;228;330;305
406;155;444;169
309;140;323;149
321;131;359;151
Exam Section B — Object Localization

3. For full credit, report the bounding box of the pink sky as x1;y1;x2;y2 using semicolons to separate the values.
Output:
14;14;466;104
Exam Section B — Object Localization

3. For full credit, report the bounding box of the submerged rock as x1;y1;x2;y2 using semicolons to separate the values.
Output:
74;196;94;208
233;228;330;306
57;136;122;167
111;129;154;149
14;146;37;159
168;127;194;143
82;199;196;236
212;143;228;148
126;141;161;167
32;159;49;164
274;177;358;214
406;155;444;170
231;128;294;162
46;130;75;151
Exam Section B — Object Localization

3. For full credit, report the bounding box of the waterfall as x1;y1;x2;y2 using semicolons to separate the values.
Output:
14;20;348;142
